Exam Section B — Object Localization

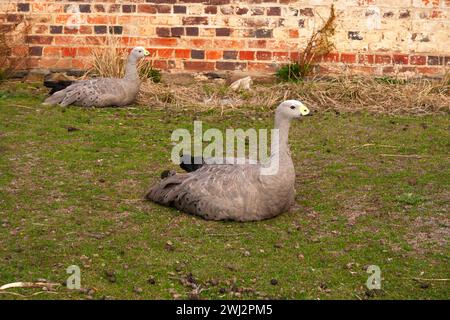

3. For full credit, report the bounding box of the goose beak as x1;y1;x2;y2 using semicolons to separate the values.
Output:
144;49;150;56
299;104;310;117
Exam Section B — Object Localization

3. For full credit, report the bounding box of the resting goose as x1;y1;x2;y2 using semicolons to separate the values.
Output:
146;100;311;221
43;46;149;107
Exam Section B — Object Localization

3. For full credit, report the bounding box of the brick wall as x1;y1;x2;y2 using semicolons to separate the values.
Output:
1;0;449;77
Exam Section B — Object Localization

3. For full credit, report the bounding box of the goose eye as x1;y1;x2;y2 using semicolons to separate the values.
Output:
290;105;296;109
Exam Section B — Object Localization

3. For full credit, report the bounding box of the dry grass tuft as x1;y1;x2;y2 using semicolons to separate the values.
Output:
83;35;156;80
137;74;450;115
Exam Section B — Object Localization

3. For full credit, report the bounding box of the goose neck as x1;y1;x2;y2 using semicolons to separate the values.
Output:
272;114;291;157
124;57;139;80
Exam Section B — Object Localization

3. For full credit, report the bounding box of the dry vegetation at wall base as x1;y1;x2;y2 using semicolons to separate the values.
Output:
137;74;450;115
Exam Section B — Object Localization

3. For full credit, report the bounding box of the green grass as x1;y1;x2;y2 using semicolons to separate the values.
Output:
0;82;448;300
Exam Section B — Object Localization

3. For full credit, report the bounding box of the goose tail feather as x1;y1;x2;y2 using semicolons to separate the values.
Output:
43;89;67;105
145;173;188;205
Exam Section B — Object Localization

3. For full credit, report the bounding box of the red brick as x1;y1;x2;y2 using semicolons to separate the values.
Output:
290;52;300;61
29;46;42;56
399;66;417;73
175;49;191;59
183;61;215;71
138;4;157;14
393;54;408;64
205;6;217;14
62;47;77;58
55;15;71;24
358;54;374;64
248;62;277;72
267;7;281;16
149;38;178;47
236;7;249;15
11;45;28;56
44;47;61;57
156;27;171;37
374;55;392;64
288;29;299;38
323;53;339;63
186;27;199;36
39;57;72;69
340;53;356;63
348;65;377;75
239;51;255;60
182;17;209;25
256;51;272;60
216;61;247;71
72;58;90;69
223;51;238;60
33;25;48;34
248;40;267;49
17;3;30;12
26;35;53;45
213;39;244;49
87;16;116;24
410;55;426;65
157;48;174;58
64;26;79;34
156;5;171;13
79;26;93;34
153;60;169;70
122;5;136;13
77;47;92;56
417;66;441;75
26;57;40;69
209;0;231;4
7;14;23;23
216;28;231;37
300;8;314;17
382;66;395;74
174;5;187;14
427;56;443;65
191;49;205;59
189;39;212;48
206;50;222;60
273;52;290;61
171;27;184;37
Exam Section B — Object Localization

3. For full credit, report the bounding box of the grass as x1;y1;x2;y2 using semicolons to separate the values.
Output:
0;81;448;300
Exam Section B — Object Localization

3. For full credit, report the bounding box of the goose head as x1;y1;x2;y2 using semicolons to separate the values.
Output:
276;100;310;120
129;46;150;62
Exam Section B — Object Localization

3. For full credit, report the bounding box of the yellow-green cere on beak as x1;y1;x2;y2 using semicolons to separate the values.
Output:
144;50;150;56
299;103;310;116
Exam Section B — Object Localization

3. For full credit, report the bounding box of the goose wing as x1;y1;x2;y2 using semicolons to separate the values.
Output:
147;163;263;220
44;78;128;107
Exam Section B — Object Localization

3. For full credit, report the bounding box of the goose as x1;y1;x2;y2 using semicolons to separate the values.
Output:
43;46;149;107
145;100;311;221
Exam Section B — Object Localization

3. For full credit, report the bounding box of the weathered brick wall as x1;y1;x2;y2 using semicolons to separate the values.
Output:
1;0;449;77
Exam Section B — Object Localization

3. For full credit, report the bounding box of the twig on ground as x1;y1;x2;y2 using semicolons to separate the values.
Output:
379;154;424;158
0;281;61;290
205;233;251;237
352;144;397;150
0;291;59;298
412;278;449;282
